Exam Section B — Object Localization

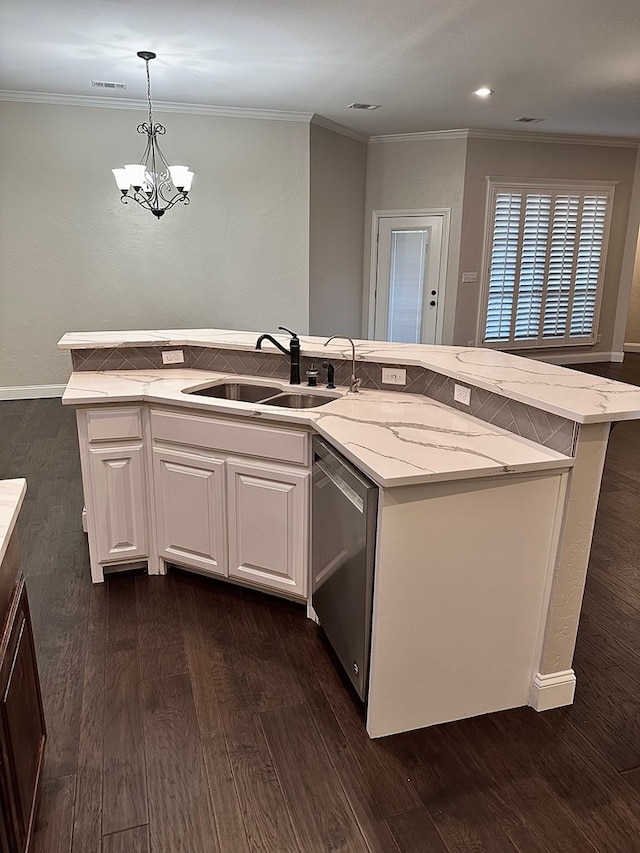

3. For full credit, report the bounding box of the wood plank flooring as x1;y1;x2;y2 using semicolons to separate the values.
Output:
1;357;640;852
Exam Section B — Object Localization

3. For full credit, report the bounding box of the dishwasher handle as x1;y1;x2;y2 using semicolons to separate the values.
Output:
314;458;365;513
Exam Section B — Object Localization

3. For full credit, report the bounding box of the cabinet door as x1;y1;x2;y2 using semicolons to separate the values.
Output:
0;579;46;853
153;449;227;577
88;444;148;564
227;460;309;598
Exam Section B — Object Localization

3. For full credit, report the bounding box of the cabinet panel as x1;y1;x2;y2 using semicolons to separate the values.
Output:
88;445;148;564
150;409;309;465
0;579;46;853
227;461;308;598
153;449;227;576
86;407;142;443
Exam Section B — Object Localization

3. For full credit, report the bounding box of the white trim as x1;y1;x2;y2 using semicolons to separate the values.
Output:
0;384;65;400
367;209;451;345
530;669;576;711
469;128;639;148
526;351;625;364
310;114;369;143
624;342;640;352
369;129;469;144
0;90;313;122
369;127;639;148
485;176;620;190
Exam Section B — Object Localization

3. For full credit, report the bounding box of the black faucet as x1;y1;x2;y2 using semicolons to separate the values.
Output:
255;326;301;385
322;361;336;389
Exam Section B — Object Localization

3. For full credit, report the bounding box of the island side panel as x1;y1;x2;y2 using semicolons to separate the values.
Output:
531;421;610;709
366;471;568;739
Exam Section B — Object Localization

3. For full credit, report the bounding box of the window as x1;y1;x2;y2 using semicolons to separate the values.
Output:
480;179;615;349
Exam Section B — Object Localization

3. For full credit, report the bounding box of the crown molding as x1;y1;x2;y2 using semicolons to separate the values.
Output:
369;129;469;144
310;114;369;144
467;128;639;148
370;126;639;148
0;90;314;123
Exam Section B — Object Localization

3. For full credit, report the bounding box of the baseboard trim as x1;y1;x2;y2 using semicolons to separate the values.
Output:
530;669;576;711
529;351;624;365
624;342;640;353
0;384;65;400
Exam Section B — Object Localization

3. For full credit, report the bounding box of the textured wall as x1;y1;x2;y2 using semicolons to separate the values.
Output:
624;229;640;343
308;123;367;338
458;136;639;354
0;101;310;388
363;137;467;343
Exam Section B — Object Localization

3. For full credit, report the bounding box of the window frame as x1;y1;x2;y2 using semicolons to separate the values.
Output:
477;177;616;350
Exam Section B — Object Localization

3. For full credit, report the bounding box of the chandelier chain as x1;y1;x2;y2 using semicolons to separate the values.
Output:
145;59;153;128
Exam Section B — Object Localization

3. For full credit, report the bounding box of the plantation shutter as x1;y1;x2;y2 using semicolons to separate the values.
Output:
482;182;612;348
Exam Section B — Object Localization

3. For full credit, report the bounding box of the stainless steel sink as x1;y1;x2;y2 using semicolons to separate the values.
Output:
261;392;337;409
185;382;283;402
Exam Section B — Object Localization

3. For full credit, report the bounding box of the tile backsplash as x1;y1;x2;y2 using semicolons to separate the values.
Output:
70;345;576;455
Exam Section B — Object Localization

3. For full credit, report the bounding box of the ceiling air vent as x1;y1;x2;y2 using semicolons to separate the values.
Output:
347;102;381;110
92;80;127;90
515;116;544;123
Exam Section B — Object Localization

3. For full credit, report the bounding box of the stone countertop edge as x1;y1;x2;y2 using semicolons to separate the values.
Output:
61;370;573;489
0;479;27;564
56;330;640;425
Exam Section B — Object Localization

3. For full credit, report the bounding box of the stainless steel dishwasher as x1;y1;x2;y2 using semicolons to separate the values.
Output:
312;436;379;700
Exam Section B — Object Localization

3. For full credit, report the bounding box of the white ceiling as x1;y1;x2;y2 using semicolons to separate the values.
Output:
1;0;639;139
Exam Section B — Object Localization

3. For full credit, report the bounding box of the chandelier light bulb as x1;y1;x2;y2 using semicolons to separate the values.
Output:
111;52;195;219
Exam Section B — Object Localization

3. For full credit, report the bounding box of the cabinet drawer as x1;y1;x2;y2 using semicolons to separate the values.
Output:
86;407;142;443
150;409;309;466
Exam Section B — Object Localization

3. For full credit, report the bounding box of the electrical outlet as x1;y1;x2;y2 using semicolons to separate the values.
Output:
454;384;471;406
461;272;478;283
162;349;185;365
381;367;407;385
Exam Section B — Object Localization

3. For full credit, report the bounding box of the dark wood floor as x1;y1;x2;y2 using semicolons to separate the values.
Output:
1;357;640;852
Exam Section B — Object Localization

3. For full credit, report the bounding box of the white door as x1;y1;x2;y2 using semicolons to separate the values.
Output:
371;214;448;344
88;444;148;564
226;460;309;599
152;448;227;577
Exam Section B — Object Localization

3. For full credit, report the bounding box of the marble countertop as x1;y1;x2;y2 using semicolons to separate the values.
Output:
57;329;640;425
0;479;27;564
62;370;572;488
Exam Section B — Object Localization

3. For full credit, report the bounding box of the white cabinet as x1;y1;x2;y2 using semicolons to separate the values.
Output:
152;448;227;577
227;460;309;598
88;445;148;565
77;407;150;583
147;406;311;600
76;403;310;596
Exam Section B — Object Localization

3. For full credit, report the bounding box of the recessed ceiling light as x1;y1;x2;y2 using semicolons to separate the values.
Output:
347;102;382;110
473;88;494;98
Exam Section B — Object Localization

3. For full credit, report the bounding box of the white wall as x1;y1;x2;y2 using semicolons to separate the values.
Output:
308;123;367;338
0;101;310;388
363;137;467;343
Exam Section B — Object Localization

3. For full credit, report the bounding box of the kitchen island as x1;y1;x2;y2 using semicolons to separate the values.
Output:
58;329;640;737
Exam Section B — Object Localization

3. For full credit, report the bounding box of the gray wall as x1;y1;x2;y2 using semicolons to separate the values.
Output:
308;123;367;338
458;136;639;355
0;101;310;388
363;137;467;343
625;233;640;343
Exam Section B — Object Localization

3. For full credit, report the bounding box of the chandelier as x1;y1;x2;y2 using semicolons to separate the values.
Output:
112;51;194;219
